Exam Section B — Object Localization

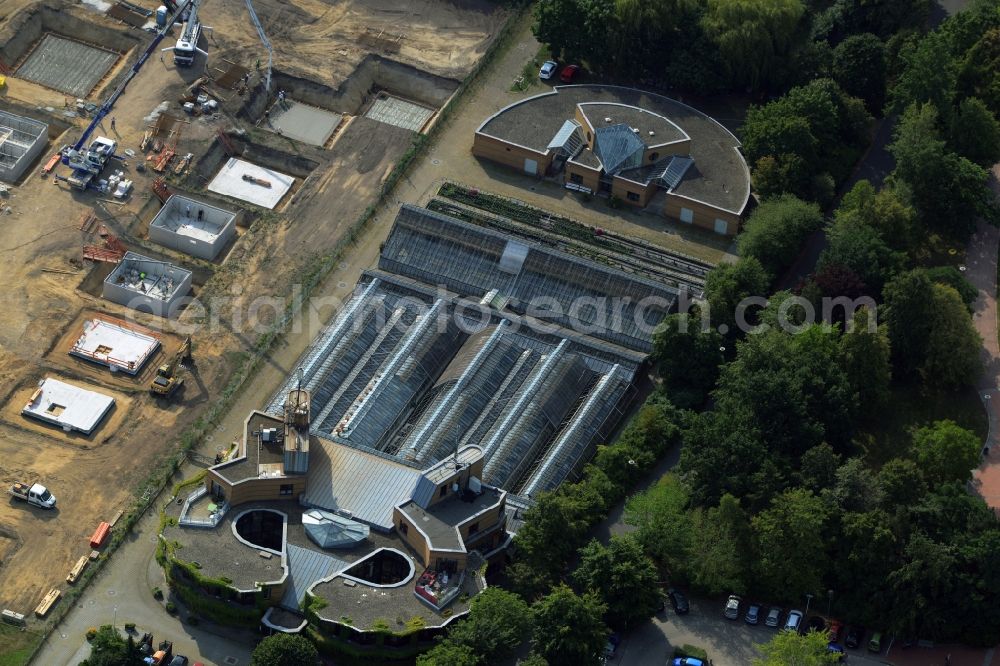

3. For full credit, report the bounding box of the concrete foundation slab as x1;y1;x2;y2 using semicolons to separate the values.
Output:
268;101;342;147
21;378;115;434
149;194;237;260
16;34;118;97
207;158;294;210
364;94;433;132
69;317;160;375
0;110;47;183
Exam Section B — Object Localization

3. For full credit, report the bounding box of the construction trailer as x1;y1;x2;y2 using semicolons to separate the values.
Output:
102;252;192;318
0;110;47;183
148;194;236;260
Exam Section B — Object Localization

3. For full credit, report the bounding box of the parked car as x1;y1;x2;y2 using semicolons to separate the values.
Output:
168;657;189;666
827;620;844;644
744;603;761;625
724;594;741;620
827;643;846;663
539;60;558;80
560;64;581;82
765;607;783;628
671;659;705;666
668;588;690;615
784;609;804;633
605;633;621;658
844;626;865;649
868;631;883;653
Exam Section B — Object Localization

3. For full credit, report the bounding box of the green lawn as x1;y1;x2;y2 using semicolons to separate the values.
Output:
856;384;988;467
0;623;44;666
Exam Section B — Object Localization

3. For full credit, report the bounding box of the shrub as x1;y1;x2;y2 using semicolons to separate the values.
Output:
124;622;136;632
675;644;709;660
152;587;163;601
86;627;97;641
165;601;177;614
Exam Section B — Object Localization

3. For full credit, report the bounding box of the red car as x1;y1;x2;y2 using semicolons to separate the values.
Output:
560;64;581;83
827;620;844;643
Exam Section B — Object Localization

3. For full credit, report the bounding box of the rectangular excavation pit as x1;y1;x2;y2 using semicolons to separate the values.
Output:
363;93;434;132
149;194;237;261
102;252;193;318
0;110;47;183
69;316;160;376
21;377;114;435
267;100;342;147
207;157;294;209
16;33;119;97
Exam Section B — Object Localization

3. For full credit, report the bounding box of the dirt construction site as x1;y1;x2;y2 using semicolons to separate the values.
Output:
0;0;507;651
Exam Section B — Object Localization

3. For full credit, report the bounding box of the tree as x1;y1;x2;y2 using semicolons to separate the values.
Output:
688;493;754;594
574;536;662;629
532;585;608;666
798;443;841;493
889;103;999;238
703;257;772;337
625;474;694;572
878;458;928;508
80;625;137;666
820;218;904;296
752;488;830;600
912;420;982;487
834;180;919;254
957;26;1000;115
890;32;957;118
839;306;891;421
921;266;978;309
922;284;982;389
832;33;887;113
250;634;318;666
738;195;824;276
883;270;934;380
448;588;531;662
533;0;617;66
701;0;807;92
830;458;884;513
651;313;724;408
416;642;480;666
754;628;842;665
949;96;1000;167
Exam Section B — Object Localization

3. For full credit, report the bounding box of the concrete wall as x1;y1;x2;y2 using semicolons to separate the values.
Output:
241;55;459;122
205;472;308;507
642;139;689;163
472;133;551;177
393;508;432;567
0;110;47;183
663;194;742;236
148;195;237;260
102;254;193;318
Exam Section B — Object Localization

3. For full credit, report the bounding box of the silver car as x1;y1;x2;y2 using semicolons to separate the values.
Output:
765;607;782;628
785;609;804;632
724;594;741;620
539;60;558;80
745;603;761;625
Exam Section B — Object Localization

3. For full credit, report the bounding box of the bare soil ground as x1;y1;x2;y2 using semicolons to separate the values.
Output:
0;0;507;640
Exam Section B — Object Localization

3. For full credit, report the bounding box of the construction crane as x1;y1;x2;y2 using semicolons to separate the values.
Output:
150;337;191;399
163;0;211;67
70;0;194;153
245;0;272;93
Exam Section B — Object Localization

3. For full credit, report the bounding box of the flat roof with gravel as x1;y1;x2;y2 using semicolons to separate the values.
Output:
478;85;751;214
17;34;118;97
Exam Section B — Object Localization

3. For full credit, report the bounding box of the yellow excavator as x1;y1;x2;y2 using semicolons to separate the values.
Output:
150;337;191;399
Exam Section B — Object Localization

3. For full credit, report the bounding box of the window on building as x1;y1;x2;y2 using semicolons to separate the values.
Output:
627;191;641;202
680;207;694;223
439;485;448;498
279;484;293;496
648;152;659;162
468;522;479;535
587;132;592;142
261;587;271;599
569;172;583;184
399;522;408;535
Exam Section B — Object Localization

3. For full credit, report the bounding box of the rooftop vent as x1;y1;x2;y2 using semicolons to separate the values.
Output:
604;117;612;123
632;127;640;134
649;131;655;136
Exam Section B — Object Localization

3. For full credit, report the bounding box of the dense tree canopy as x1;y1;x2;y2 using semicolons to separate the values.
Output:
652;313;724;408
913;420;983;486
754;629;842;666
532;585;608;666
831;33;887;113
574;535;662;629
737;195;824;276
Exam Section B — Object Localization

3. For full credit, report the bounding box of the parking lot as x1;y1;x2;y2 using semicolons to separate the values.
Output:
612;595;892;666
